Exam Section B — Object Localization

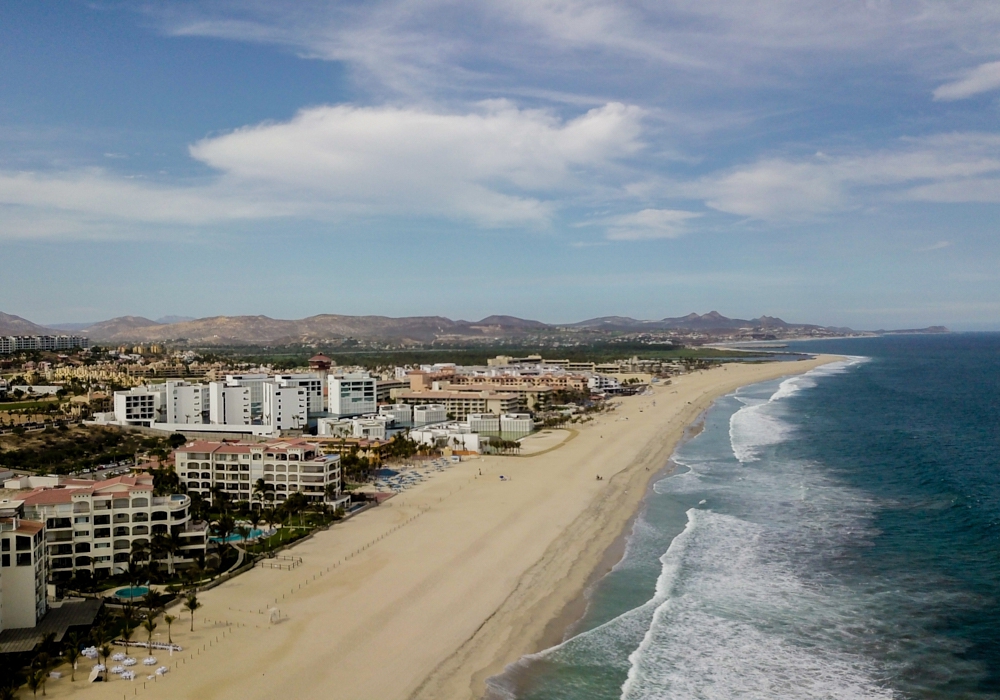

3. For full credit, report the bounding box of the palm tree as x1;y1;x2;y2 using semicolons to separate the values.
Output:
121;620;136;649
212;513;236;553
62;632;81;681
163;614;176;644
142;618;157;650
235;524;250;550
99;644;112;682
251;478;267;509
184;594;202;632
26;669;45;698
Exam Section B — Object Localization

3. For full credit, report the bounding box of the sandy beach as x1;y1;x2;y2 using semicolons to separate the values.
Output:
42;356;840;700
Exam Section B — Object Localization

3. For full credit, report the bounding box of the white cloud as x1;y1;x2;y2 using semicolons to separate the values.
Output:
917;241;952;252
933;61;1000;101
687;133;1000;220
154;1;1000;104
605;208;701;240
0;102;645;238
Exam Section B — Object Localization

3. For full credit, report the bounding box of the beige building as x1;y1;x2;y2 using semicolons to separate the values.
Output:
19;474;206;582
0;506;47;629
397;390;520;420
175;439;347;508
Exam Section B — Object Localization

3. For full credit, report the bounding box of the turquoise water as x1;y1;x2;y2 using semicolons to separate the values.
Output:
489;334;1000;699
114;586;149;599
210;528;268;543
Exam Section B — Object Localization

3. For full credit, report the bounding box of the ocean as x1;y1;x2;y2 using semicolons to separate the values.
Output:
487;333;1000;700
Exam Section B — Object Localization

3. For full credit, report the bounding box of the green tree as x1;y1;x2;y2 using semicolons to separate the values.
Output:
163;614;176;644
142;618;157;649
26;669;45;698
184;594;202;632
62;632;81;681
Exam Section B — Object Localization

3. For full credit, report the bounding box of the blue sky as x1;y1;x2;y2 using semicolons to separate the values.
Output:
2;1;1000;329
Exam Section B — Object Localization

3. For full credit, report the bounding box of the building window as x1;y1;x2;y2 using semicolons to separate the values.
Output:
16;535;30;551
17;552;32;566
1;554;8;567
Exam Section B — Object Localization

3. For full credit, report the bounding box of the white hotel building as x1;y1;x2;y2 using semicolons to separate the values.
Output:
328;373;377;417
101;373;325;436
174;439;348;507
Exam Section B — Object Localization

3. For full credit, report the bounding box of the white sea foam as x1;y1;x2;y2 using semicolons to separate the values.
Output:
619;510;892;700
729;358;867;463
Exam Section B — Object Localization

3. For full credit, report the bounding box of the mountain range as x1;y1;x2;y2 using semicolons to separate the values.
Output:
0;310;942;346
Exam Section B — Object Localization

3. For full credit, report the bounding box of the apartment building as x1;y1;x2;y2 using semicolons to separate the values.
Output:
174;439;347;507
398;390;520;420
208;382;251;425
18;474;207;583
412;404;448;426
262;384;308;431
378;403;413;426
0;335;88;355
275;374;325;416
317;416;391;440
0;506;47;629
165;380;209;424
328;373;376;417
112;385;166;427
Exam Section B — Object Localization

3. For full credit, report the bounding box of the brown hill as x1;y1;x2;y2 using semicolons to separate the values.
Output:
0;312;56;336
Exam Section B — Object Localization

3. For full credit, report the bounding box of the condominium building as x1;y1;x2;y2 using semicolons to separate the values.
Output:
317;416;391;440
275;374;325;416
0;506;47;629
398;390;520;420
412;404;448;426
328;373;376;417
208;382;252;425
0;335;88;355
378;403;413;427
111;385;166;427
467;413;535;436
174;439;347;507
165;380;209;424
262;384;308;432
18;475;207;583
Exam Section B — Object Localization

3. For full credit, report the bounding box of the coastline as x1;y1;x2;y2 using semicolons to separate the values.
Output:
415;355;843;700
39;355;842;700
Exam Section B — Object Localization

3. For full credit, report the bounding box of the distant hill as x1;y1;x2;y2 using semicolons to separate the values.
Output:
568;311;823;333
2;309;941;346
78;316;162;339
155;315;196;324
0;312;56;336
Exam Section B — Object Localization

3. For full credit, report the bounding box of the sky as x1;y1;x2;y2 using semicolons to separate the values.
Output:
2;1;1000;330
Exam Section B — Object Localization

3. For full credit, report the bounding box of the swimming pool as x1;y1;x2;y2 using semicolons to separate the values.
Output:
114;586;149;600
209;528;270;543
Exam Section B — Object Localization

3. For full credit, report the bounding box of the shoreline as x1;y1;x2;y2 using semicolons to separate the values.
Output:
38;355;843;700
414;355;843;700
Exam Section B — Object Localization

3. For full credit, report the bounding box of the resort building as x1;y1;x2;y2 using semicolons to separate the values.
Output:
328;373;377;417
111;385;166;427
398;390;520;420
317;416;392;440
467;413;535;437
0;505;47;629
0;335;88;355
412;404;448;426
165;380;209;424
174;439;348;508
378;403;413;427
16;474;207;583
208;381;252;425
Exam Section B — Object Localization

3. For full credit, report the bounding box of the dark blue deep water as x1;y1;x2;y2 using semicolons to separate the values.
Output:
488;334;1000;699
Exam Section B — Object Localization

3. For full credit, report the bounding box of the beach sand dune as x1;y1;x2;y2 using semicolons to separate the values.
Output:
45;356;839;700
